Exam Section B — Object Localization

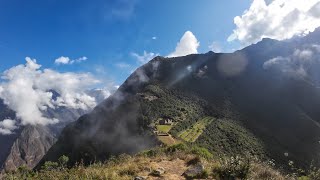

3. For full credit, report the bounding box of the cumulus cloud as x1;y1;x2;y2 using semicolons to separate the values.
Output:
209;41;222;53
0;57;101;133
228;0;320;46
55;56;87;65
263;44;320;79
0;119;17;135
168;31;200;57
131;51;159;64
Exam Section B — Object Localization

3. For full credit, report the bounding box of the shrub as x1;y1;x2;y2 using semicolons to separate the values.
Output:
191;146;213;159
117;154;131;162
42;161;59;171
58;155;69;169
165;143;188;153
248;162;286;180
199;169;209;179
16;165;34;179
307;165;320;180
214;156;250;179
17;165;30;174
187;156;201;166
140;148;161;157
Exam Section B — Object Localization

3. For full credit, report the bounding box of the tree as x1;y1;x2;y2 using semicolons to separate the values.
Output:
58;155;69;169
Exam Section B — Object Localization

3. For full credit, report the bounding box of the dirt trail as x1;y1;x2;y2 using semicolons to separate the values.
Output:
138;158;188;180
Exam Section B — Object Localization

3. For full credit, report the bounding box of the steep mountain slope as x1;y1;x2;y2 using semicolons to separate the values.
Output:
0;100;18;169
0;89;108;171
3;125;55;171
1;107;86;171
40;29;320;170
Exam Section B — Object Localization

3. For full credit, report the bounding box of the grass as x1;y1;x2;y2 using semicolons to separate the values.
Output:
178;117;214;142
156;125;172;133
157;136;177;145
2;144;304;180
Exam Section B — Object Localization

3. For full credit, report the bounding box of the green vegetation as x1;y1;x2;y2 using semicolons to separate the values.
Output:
2;144;317;180
196;119;265;157
139;84;265;161
190;146;214;160
156;125;172;133
138;84;207;130
157;135;177;145
214;156;250;179
178;116;213;142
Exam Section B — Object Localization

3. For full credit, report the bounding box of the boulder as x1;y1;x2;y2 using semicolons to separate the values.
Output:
183;163;205;179
151;167;165;176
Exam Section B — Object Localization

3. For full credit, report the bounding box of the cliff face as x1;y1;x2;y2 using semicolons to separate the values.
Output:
0;100;17;169
1;107;87;172
3;125;56;171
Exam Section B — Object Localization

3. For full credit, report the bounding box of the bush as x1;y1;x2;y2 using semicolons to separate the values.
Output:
248;162;286;180
187;156;201;166
191;146;213;160
16;165;34;179
42;161;59;171
307;165;320;180
58;155;69;169
215;156;250;179
165;143;188;153
140;149;159;157
199;169;209;179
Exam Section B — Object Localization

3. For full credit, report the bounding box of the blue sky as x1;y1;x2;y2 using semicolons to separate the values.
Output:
0;0;252;84
1;0;320;85
1;0;320;131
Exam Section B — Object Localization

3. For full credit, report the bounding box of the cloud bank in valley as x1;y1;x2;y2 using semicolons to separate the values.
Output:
0;57;107;134
228;0;320;45
0;119;17;135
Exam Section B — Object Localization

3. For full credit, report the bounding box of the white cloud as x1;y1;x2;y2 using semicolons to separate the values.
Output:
152;36;157;40
55;56;70;65
131;51;159;64
115;62;131;69
228;0;320;46
0;119;17;135
0;57;101;131
73;56;88;63
168;31;200;57
55;56;87;65
209;41;222;53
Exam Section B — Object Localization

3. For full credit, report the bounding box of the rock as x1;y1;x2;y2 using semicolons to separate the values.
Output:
143;167;152;172
151;167;165;176
134;176;147;180
183;163;205;179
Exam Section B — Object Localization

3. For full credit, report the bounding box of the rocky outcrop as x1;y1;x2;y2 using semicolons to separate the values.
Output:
3;125;56;171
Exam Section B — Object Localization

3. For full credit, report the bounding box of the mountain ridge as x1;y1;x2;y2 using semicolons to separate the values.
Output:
39;28;320;170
